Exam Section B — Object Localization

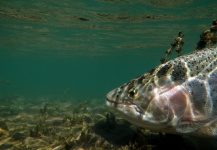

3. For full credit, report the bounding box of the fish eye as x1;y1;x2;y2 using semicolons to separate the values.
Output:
128;87;137;98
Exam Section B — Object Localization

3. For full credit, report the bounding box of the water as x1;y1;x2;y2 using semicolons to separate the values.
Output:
0;0;217;149
1;0;216;100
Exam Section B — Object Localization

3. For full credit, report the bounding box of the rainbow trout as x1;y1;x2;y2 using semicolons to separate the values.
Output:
106;46;217;137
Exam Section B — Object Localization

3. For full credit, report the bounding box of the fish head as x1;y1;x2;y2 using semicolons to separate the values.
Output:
106;68;189;131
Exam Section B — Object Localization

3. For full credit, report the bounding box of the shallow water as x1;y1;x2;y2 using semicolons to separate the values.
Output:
0;0;217;149
1;0;217;99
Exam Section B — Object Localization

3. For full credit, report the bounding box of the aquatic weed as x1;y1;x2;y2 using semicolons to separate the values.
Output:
105;112;116;130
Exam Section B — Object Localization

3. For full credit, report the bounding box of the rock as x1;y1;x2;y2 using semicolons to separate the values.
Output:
52;145;65;150
0;121;9;131
0;143;13;149
13;113;34;123
24;105;41;114
23;137;48;149
0;129;9;138
46;117;63;126
11;132;26;140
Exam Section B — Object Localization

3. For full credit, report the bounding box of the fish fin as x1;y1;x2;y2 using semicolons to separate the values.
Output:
176;121;204;133
176;117;217;133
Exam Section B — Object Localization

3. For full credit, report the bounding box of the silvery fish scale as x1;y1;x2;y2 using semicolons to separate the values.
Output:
106;47;217;137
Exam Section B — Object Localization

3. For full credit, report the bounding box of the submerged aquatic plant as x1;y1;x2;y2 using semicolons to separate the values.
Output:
29;121;56;138
105;112;116;130
160;31;184;63
39;103;49;116
29;105;57;138
72;101;91;114
63;113;90;127
29;124;41;137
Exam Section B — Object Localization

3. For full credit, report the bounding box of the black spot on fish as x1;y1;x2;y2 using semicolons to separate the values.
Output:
137;75;146;84
147;85;153;91
149;68;156;75
171;61;187;82
184;79;208;114
207;70;217;115
156;64;172;78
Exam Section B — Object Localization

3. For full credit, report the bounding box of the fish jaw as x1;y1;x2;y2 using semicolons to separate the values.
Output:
106;98;143;126
106;83;202;133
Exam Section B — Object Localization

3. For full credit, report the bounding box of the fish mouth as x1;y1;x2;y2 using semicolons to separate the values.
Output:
106;93;172;130
106;97;136;107
106;98;119;104
106;90;142;117
106;97;173;130
106;97;142;115
106;97;152;128
106;90;136;106
106;98;125;108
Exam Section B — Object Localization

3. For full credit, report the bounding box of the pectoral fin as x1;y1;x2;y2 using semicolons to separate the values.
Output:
176;117;217;133
176;121;204;133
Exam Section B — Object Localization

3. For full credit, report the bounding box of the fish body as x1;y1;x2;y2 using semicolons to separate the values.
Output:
106;46;217;137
